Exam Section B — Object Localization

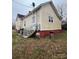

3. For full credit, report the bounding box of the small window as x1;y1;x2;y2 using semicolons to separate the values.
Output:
49;16;53;22
24;21;26;26
32;16;35;23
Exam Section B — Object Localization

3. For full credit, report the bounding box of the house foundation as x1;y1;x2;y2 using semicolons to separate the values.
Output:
37;29;62;38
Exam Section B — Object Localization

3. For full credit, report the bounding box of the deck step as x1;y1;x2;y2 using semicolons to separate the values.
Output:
22;29;36;38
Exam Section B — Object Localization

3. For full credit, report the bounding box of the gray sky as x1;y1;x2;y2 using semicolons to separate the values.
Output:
12;0;66;24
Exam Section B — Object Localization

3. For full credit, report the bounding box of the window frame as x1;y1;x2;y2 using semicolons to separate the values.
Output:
48;16;53;23
32;16;35;23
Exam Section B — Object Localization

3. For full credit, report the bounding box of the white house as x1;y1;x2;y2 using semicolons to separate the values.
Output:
16;1;62;38
15;14;25;33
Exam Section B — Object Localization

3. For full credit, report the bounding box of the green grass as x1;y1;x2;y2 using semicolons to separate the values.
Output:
54;31;67;40
12;30;67;59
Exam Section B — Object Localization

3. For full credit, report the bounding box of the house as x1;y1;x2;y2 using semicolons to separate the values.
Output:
16;1;62;38
15;14;25;33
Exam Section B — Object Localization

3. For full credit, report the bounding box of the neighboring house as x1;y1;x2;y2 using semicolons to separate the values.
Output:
16;1;62;38
16;14;25;33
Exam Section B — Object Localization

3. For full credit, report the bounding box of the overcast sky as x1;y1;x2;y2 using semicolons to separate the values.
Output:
12;0;66;24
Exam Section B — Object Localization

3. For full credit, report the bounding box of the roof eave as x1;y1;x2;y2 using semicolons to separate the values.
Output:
50;1;62;20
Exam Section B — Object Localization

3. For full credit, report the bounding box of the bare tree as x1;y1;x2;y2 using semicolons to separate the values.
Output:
56;1;67;21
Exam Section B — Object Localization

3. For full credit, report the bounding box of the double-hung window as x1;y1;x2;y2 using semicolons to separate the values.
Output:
48;16;53;22
24;21;26;26
32;16;35;23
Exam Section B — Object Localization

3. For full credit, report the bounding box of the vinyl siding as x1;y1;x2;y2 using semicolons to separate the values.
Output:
22;3;61;31
24;9;42;30
16;18;22;30
40;3;61;31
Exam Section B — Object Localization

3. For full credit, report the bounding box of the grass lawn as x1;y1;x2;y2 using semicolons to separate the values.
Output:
12;30;67;59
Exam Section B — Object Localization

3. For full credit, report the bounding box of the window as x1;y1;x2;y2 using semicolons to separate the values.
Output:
24;21;26;26
48;16;53;22
32;16;35;23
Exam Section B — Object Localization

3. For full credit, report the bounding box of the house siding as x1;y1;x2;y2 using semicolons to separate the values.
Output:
24;9;42;30
16;2;62;38
40;3;61;31
16;18;23;30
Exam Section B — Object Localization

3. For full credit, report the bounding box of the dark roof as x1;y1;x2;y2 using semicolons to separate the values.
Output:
25;1;62;20
17;14;25;20
17;14;25;18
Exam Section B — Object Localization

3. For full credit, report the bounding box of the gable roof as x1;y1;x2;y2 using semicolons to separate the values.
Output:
16;14;25;20
25;1;62;20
